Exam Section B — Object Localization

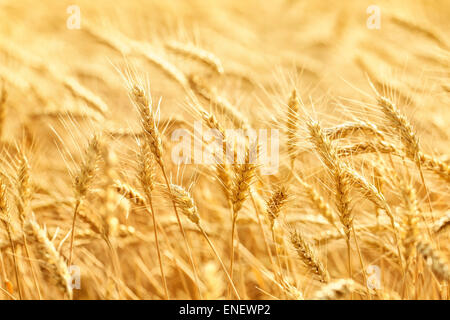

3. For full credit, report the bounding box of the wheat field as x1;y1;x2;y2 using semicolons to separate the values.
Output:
0;0;449;300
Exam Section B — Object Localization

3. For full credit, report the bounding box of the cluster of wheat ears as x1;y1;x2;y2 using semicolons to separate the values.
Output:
0;0;449;300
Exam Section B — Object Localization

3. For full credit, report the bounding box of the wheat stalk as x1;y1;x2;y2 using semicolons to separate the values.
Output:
160;182;241;299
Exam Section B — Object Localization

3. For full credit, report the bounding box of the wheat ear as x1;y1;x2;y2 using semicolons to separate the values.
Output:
286;89;300;167
324;120;384;140
131;84;201;298
0;181;22;299
290;229;330;283
200;110;233;201
131;41;189;90
68;134;101;266
399;182;420;266
16;152;31;223
229;142;258;296
417;241;450;281
313;279;361;300
337;140;398;157
417;153;450;183
137;141;168;299
113;180;146;207
265;185;289;282
295;174;339;232
166;41;224;74
266;186;288;228
15;152;42;299
397;181;420;298
376;94;434;212
307;119;353;278
231;143;258;215
25;218;73;299
188;74;249;130
137;143;169;299
433;212;450;235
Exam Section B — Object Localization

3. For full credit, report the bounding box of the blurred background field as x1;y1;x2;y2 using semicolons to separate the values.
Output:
0;0;448;300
